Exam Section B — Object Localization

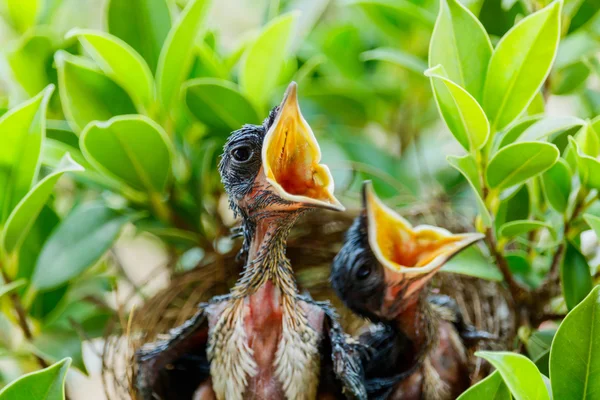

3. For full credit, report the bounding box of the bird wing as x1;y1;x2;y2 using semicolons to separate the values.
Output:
135;304;211;400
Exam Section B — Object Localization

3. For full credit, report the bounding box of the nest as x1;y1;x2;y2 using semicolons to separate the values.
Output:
101;208;516;399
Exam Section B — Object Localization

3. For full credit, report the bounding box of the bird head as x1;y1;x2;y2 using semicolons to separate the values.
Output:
331;181;483;321
219;82;344;223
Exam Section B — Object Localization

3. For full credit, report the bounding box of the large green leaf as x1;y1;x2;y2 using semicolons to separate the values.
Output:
482;1;562;131
447;154;492;226
80;115;172;194
442;246;502;281
6;33;55;97
361;48;427;75
183;78;259;131
457;371;511;399
56;51;136;133
561;241;593;310
107;0;171;73
498;115;543;148
31;203;130;291
550;285;600;399
0;86;54;225
240;13;297;112
426;65;489;151
67;29;154;113
486;142;559;190
541;158;572;213
156;0;212;111
0;358;70;400
428;0;492;100
1;155;84;255
6;0;40;32
477;351;549;400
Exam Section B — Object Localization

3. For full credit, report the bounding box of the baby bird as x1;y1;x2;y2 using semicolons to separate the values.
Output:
331;182;488;400
135;82;365;400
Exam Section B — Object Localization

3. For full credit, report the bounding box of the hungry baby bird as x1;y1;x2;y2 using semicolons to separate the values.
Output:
135;82;366;400
331;182;489;400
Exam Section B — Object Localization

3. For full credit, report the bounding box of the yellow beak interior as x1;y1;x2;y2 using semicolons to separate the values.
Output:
262;82;344;211
364;182;483;275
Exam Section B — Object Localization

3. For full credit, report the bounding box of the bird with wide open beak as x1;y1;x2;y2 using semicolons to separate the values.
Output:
331;182;491;400
135;82;365;400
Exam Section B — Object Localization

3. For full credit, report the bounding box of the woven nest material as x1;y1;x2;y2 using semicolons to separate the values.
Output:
101;208;517;399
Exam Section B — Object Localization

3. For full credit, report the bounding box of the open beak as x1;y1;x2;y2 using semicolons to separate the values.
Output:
363;181;483;282
262;82;344;211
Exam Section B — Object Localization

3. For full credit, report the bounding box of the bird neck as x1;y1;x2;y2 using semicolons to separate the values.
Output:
231;212;302;299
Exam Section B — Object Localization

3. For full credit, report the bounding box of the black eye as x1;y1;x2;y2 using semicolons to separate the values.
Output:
231;146;252;163
355;264;371;280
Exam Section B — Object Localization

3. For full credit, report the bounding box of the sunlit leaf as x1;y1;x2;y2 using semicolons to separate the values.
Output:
6;33;55;97
361;48;427;74
0;358;71;400
447;154;492;226
457;371;511;399
156;0;212;111
429;0;492;100
477;351;550;400
107;0;171;73
483;1;562;131
67;29;154;113
550;285;600;399
561;241;593;310
6;0;40;32
518;116;585;143
486;142;559;190
442;246;502;281
569;136;600;191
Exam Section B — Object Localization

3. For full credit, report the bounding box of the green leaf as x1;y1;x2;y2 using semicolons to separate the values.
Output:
0;280;26;299
447;154;492;226
240;13;298;111
477;351;550;400
0;86;54;225
499;220;552;238
55;51;137;133
352;0;436;29
526;329;555;376
541;158;572;213
31;203;130;291
569;136;600;191
428;0;492;100
561;241;593;310
483;1;562;131
1;155;84;255
498;115;544;148
361;48;427;74
107;0;171;73
31;329;87;374
552;61;591;95
426;65;490;151
67;29;154;113
518;116;585;143
6;33;55;97
183;78;260;131
156;0;212;112
80;115;172;193
486;142;559;190
0;358;71;400
584;213;600;237
550;285;600;399
575;123;599;157
6;0;40;32
457;371;511;399
442;246;502;281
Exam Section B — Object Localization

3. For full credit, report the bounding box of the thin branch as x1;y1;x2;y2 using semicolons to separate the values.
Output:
484;228;527;304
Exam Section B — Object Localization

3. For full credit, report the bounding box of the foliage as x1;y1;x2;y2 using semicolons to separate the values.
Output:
0;0;598;396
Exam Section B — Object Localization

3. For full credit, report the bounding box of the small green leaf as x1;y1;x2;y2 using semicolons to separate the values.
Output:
561;241;593;310
575;123;599;157
569;136;600;191
31;329;87;374
498;115;544;148
550;285;600;399
6;33;55;97
107;0;171;73
55;51;136;133
80;115;172;193
426;65;490;151
486;142;559;190
0;358;71;400
447;154;492;226
428;0;492;100
477;351;550;400
457;371;511;399
541;158;572;213
584;214;600;237
352;0;436;29
483;1;562;131
442;246;502;281
499;220;552;239
183;78;260;131
67;29;154;113
31;203;130;291
0;280;26;299
526;329;555;376
156;0;212;111
518;116;585;143
240;13;298;111
0;85;54;224
6;0;40;33
1;155;84;255
361;48;427;74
